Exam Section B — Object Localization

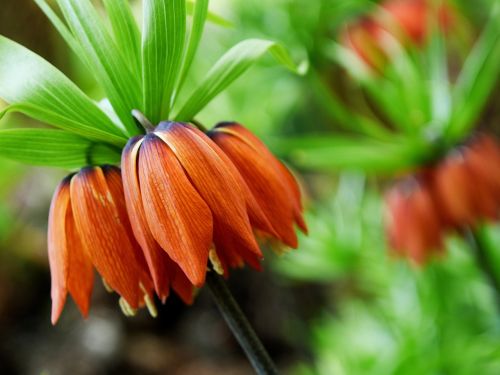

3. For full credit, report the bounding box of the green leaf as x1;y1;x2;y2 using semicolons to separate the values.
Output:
382;45;429;131
174;0;209;105
271;135;427;173
0;128;121;169
56;0;141;135
320;41;409;130
34;0;90;68
103;0;142;79
142;0;186;123
426;30;451;132
0;36;126;146
310;70;391;140
324;42;373;83
186;0;233;27
175;38;307;121
448;6;500;141
363;79;409;130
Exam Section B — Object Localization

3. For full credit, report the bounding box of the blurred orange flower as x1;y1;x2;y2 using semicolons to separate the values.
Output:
342;0;455;70
384;134;500;263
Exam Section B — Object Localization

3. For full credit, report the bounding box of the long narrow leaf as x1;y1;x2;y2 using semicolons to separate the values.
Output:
175;38;307;121
322;40;410;129
186;0;232;27
0;36;126;145
0;128;121;169
57;0;141;135
271;135;427;173
448;6;500;141
311;70;391;140
427;30;451;132
383;43;429;131
173;0;209;106
103;0;142;78
142;0;186;123
34;0;90;68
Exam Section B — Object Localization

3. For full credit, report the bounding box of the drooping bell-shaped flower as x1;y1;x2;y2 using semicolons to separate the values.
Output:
208;122;307;249
384;134;500;263
384;179;444;264
122;122;292;285
48;166;157;324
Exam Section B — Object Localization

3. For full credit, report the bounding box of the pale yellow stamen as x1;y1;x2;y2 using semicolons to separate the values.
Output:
102;278;113;293
140;283;157;318
209;248;224;275
271;244;292;256
119;297;137;317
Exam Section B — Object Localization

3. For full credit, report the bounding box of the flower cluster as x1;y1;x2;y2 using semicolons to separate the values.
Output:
384;134;500;264
341;0;454;71
49;122;306;323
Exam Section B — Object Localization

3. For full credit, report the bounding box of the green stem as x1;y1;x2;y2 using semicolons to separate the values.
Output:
465;228;500;312
206;271;279;375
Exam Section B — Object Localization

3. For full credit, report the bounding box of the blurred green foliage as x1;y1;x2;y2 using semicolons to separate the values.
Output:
278;174;500;374
0;1;499;374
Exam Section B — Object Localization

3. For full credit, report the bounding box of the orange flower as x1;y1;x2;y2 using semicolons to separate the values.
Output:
342;0;455;70
431;152;477;228
122;122;302;284
384;134;500;263
208;122;307;249
384;179;444;264
48;166;156;324
382;0;453;45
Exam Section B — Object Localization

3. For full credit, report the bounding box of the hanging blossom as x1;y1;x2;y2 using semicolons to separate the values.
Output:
384;134;500;264
49;123;306;322
341;0;455;71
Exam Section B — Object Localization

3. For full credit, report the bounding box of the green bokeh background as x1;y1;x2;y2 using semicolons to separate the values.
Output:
0;1;499;374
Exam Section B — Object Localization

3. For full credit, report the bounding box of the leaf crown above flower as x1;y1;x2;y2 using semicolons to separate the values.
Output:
0;0;306;170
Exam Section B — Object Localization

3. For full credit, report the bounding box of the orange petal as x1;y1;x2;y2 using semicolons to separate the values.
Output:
70;166;151;308
468;135;500;215
65;204;94;319
209;129;299;247
48;177;93;324
168;259;195;305
189;126;277;240
214;226;263;273
277;162;308;234
48;178;71;324
155;122;262;265
138;134;212;287
385;182;444;264
212;123;307;234
431;153;477;228
122;136;171;301
216;124;305;214
102;166;155;299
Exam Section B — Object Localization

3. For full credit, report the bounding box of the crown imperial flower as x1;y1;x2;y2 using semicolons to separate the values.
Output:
384;134;500;263
121;122;306;286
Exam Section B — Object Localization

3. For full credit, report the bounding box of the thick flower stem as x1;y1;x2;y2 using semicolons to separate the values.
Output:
466;228;500;312
206;271;279;375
